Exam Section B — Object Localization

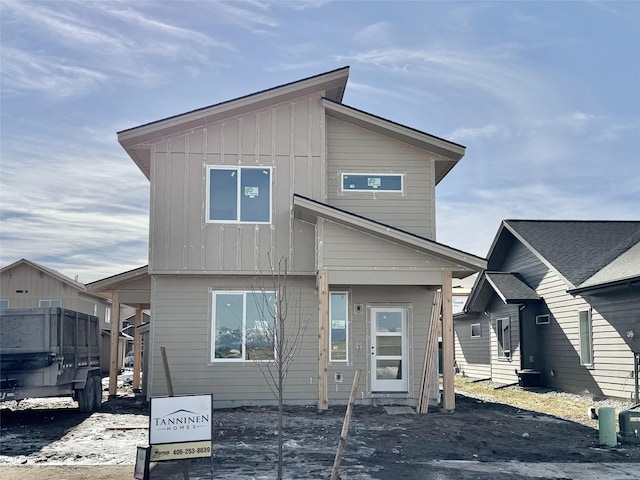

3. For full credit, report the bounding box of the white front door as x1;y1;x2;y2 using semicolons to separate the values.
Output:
370;307;408;392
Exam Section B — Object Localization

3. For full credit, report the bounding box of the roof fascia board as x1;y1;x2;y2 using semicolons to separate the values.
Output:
568;276;640;295
2;258;86;292
86;265;149;292
119;67;349;150
293;195;486;272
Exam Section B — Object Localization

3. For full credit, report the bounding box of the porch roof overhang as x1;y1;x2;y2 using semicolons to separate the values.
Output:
118;67;350;179
86;265;151;309
464;271;540;313
293;194;486;279
322;99;465;185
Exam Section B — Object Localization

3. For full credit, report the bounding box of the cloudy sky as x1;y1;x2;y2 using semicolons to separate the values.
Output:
1;0;639;283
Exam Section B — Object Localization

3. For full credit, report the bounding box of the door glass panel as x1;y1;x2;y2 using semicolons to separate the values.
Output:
376;312;402;332
376;336;402;356
376;360;402;380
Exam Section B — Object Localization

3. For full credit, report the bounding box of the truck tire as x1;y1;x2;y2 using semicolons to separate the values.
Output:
92;375;103;410
77;376;95;413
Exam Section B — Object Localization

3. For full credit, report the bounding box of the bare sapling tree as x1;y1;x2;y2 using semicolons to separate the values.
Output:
250;254;310;480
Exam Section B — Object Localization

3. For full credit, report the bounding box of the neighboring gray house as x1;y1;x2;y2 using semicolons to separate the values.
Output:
114;67;486;409
0;258;115;372
454;220;640;401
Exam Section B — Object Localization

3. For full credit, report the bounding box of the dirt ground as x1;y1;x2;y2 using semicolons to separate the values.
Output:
1;382;639;480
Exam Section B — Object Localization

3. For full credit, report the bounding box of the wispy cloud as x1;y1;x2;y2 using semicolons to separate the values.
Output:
447;124;512;142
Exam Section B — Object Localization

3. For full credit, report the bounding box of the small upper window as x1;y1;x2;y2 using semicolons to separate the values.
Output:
536;314;550;325
207;166;272;223
470;323;481;338
0;299;8;309
341;173;403;192
39;299;61;307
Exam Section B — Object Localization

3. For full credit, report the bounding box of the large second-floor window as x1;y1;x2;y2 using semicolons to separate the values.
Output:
211;291;276;361
207;166;271;223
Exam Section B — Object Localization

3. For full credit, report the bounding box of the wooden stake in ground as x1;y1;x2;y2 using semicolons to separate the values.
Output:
160;346;189;480
331;369;361;480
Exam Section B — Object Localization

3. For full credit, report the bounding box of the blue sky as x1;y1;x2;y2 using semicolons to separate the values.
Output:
1;0;639;283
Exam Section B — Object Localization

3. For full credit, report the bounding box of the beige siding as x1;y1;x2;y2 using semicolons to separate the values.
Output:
320;219;459;275
148;95;323;275
326;117;436;239
454;316;491;379
149;275;320;408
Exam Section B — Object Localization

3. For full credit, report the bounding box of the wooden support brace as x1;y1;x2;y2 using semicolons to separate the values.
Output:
317;270;329;411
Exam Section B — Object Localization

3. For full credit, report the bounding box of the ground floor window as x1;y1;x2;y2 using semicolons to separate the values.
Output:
211;291;276;361
329;292;348;362
496;317;511;358
471;323;481;338
578;309;592;366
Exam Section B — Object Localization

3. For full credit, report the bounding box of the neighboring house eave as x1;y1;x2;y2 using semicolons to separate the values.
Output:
293;194;486;275
118;67;350;179
322;98;465;185
568;275;640;296
86;265;149;292
1;258;87;292
464;271;539;313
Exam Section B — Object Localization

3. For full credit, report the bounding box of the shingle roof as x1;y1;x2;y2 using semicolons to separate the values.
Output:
485;272;540;303
504;220;640;287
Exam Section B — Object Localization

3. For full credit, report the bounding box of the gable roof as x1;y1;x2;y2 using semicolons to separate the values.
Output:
569;240;640;294
488;220;640;288
293;194;486;278
118;67;350;179
465;271;540;312
1;258;86;291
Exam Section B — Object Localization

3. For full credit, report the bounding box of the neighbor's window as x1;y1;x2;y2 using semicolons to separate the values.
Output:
207;166;272;223
211;291;276;361
578;310;593;366
496;317;511;358
105;308;111;324
39;299;61;307
0;299;8;309
471;323;481;338
341;173;403;192
330;292;349;362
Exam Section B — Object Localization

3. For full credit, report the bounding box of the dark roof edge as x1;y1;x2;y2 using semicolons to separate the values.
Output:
567;276;640;295
293;193;485;263
118;66;350;135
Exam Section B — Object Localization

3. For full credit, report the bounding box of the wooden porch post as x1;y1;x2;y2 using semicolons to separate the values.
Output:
441;270;455;411
318;270;329;411
133;308;143;391
109;291;121;397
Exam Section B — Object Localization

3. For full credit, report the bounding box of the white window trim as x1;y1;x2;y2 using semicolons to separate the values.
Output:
578;309;593;367
340;172;404;193
470;323;481;338
206;166;272;224
329;291;349;363
211;290;276;363
39;299;61;307
536;314;550;325
496;317;511;359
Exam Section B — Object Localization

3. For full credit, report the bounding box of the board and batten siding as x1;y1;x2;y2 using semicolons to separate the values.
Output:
454;316;491;379
148;94;324;275
325;117;436;239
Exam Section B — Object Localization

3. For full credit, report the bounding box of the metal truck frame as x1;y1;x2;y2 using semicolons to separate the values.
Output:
0;307;103;412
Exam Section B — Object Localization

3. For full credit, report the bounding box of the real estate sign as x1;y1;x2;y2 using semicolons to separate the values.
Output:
149;394;212;461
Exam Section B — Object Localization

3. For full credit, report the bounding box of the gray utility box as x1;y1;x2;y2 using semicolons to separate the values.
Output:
619;409;640;443
0;307;103;412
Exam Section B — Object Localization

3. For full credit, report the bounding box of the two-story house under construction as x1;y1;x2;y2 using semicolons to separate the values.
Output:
116;67;486;409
